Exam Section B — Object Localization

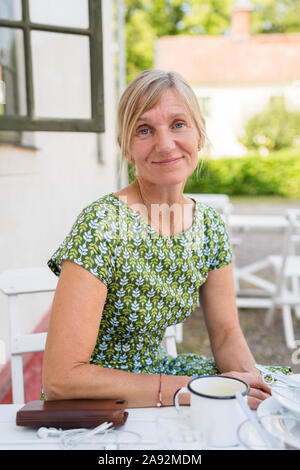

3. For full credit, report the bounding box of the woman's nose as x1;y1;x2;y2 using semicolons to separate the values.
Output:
154;130;176;154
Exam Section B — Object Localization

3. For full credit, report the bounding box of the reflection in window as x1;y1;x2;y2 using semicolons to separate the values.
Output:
29;0;89;29
31;31;91;119
0;0;22;21
0;27;26;116
198;96;211;117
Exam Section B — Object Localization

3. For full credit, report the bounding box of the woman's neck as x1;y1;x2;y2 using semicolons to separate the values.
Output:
134;179;194;236
113;179;195;237
135;179;185;206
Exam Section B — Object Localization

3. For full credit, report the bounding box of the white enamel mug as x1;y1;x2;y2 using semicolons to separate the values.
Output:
174;375;249;448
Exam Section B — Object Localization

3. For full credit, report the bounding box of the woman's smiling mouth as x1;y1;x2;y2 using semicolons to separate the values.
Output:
152;157;183;166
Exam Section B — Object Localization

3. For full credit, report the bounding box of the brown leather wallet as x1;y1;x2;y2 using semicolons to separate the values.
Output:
16;399;128;429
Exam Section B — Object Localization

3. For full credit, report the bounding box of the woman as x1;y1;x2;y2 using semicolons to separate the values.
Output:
43;70;278;410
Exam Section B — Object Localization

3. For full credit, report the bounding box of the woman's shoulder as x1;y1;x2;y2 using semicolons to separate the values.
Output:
75;192;124;222
48;193;121;282
63;193;126;246
195;201;224;225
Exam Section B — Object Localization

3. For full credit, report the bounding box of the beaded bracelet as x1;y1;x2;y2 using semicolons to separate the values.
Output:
156;373;163;407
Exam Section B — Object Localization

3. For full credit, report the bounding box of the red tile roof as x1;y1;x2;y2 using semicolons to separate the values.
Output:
155;33;300;84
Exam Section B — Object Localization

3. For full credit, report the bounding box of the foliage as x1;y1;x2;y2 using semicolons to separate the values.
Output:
127;160;136;183
184;149;300;198
251;0;300;34
238;96;300;152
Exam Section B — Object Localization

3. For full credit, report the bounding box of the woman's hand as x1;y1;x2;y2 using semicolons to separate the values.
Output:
221;370;272;410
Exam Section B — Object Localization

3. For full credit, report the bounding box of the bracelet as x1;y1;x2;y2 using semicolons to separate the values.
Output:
156;373;163;407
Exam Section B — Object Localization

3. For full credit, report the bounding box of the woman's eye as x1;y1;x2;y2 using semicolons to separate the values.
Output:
138;128;150;135
174;122;185;129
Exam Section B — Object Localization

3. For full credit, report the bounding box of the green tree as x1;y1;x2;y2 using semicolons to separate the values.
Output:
239;96;300;152
251;0;300;34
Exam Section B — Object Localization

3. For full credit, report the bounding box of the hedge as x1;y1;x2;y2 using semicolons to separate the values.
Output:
184;149;300;198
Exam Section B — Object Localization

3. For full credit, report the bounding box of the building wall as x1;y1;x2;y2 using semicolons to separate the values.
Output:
0;0;119;372
194;82;297;158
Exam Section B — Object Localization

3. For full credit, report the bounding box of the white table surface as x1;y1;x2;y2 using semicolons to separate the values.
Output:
0;404;244;450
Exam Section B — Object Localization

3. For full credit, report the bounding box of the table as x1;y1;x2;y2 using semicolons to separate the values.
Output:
0;404;243;450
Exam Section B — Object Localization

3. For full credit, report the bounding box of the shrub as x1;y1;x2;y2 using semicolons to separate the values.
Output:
239;96;300;152
184;149;300;198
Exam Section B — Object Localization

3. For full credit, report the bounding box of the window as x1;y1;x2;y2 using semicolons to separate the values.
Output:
197;96;211;117
0;0;104;132
269;95;285;107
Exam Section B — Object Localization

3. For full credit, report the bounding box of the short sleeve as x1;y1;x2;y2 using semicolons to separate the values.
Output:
47;201;116;287
203;206;233;271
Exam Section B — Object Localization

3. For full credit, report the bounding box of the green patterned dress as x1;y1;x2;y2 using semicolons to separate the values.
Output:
46;193;291;379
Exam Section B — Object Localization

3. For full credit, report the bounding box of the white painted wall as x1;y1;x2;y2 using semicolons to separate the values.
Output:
194;82;299;158
0;1;119;371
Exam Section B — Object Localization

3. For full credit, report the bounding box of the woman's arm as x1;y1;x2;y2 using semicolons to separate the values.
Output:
199;263;271;409
42;260;189;408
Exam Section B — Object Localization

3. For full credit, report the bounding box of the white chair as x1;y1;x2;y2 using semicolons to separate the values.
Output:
228;214;290;309
162;325;179;358
0;267;57;403
265;209;300;349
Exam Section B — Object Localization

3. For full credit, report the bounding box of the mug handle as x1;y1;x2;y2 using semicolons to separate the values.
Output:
173;386;189;411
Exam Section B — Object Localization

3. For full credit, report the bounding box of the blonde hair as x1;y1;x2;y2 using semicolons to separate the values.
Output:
117;69;207;175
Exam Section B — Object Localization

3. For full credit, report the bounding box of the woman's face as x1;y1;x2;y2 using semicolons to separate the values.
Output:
129;88;201;186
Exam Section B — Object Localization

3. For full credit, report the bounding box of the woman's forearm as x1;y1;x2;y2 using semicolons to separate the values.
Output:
43;363;190;408
211;328;258;375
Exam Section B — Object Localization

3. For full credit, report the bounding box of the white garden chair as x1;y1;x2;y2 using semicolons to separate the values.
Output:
0;267;57;403
226;213;290;309
265;209;300;349
162;325;181;358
